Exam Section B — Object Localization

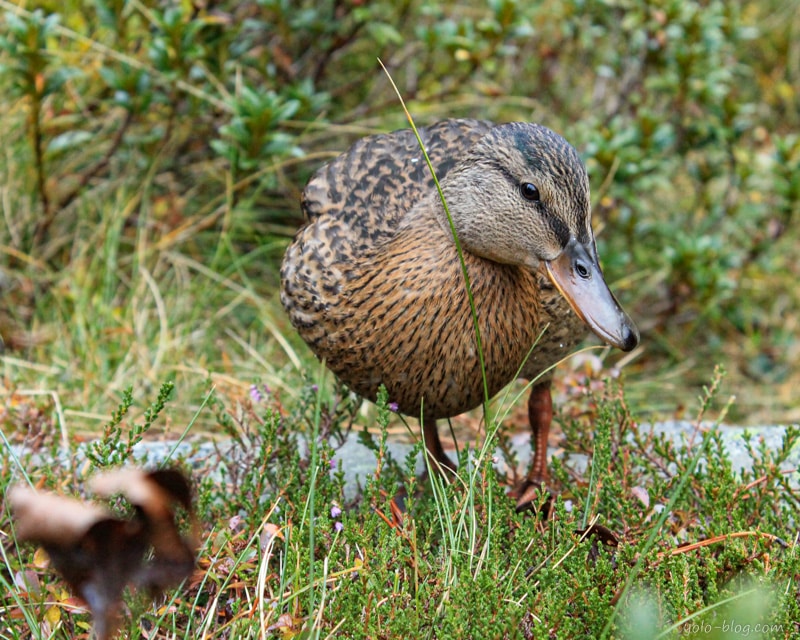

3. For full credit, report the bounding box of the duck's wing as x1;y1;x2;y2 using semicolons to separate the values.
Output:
280;119;494;334
301;119;494;246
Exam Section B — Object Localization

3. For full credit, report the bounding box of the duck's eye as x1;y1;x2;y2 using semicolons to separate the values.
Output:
520;182;540;201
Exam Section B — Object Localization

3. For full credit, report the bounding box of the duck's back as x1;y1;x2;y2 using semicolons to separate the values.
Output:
300;119;493;259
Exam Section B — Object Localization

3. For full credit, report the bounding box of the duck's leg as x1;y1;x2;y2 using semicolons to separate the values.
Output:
422;416;457;477
513;380;553;510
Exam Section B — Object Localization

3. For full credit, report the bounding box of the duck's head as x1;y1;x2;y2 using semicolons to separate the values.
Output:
439;121;639;352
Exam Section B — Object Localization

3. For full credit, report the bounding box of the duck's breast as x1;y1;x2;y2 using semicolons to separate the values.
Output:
296;224;546;419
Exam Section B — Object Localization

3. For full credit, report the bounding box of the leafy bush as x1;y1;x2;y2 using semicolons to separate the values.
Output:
1;0;797;421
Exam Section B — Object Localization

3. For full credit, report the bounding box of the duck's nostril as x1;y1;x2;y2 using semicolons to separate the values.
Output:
622;324;640;352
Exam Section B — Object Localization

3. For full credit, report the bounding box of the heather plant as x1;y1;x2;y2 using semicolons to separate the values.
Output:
3;372;798;638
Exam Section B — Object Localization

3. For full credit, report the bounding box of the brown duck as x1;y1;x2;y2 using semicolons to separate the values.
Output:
281;119;639;508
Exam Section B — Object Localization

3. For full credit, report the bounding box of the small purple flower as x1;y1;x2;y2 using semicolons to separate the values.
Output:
330;505;342;519
388;402;399;412
249;384;263;403
311;384;319;393
334;521;344;533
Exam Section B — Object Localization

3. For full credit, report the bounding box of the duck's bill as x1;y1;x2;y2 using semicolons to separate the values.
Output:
545;239;640;352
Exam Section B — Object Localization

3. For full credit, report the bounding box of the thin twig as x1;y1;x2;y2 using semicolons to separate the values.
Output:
57;109;135;212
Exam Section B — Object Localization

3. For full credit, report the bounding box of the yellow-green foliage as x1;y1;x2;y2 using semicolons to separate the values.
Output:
1;0;798;426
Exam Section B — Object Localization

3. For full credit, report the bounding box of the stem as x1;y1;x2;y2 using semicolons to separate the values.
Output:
31;87;51;247
378;59;491;415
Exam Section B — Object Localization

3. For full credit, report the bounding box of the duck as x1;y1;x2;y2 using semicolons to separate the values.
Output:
280;119;639;509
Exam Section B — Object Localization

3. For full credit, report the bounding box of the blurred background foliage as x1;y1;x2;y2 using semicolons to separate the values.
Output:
0;0;798;430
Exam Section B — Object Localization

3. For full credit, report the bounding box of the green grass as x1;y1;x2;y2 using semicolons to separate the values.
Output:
2;372;798;638
1;0;799;637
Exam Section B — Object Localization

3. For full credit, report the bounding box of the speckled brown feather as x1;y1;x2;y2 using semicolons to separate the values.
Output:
281;119;586;421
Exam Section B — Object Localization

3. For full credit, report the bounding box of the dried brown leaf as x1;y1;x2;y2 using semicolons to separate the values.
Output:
8;486;109;545
8;468;197;640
